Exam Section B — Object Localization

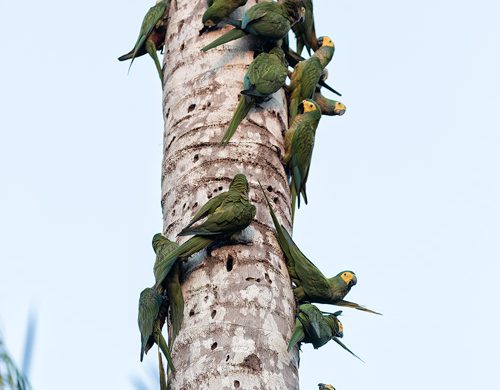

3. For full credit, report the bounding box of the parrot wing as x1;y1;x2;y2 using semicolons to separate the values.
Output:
183;193;228;230
130;2;168;63
138;289;162;361
281;228;332;296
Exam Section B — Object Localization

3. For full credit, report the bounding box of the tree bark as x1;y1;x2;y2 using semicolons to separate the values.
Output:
161;1;298;389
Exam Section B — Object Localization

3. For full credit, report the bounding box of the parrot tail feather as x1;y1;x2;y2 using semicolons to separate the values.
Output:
158;350;168;390
220;96;253;145
201;28;247;52
118;50;134;61
319;80;342;97
156;332;175;372
332;337;365;363
146;39;164;83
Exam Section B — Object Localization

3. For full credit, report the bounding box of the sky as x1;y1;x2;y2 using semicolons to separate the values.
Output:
1;0;500;389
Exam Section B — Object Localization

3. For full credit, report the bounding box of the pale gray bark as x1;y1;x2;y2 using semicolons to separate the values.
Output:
161;1;298;389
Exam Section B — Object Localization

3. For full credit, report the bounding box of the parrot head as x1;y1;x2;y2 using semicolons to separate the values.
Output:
318;384;336;390
152;233;166;251
300;99;321;114
318;36;334;48
339;271;357;287
333;102;347;116
229;173;250;195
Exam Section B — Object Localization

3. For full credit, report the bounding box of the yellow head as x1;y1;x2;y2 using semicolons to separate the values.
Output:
302;99;319;113
318;36;334;48
340;271;357;287
334;102;347;116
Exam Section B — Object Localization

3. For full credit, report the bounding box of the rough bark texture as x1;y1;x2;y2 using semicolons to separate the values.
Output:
161;1;299;389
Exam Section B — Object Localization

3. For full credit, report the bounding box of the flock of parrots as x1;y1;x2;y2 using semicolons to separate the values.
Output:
119;0;379;389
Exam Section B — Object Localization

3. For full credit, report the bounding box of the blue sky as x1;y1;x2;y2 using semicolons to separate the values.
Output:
1;0;499;389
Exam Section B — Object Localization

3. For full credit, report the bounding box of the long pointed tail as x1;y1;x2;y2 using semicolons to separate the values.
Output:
158;350;168;390
291;181;298;225
146;39;164;83
335;300;382;316
201;28;247;52
319;80;342;96
220;96;253;145
118;50;134;61
156;332;175;372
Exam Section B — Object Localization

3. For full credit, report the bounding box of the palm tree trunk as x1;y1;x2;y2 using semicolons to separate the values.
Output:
161;1;298;388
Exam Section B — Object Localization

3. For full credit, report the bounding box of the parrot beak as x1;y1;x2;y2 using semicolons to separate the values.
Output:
349;275;358;287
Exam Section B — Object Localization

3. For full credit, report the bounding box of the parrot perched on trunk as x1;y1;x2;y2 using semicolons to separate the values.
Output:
281;39;341;96
284;99;322;221
138;288;175;372
118;0;170;82
260;183;381;315
221;47;288;145
318;384;336;390
314;70;346;116
288;36;335;122
201;0;248;34
154;174;256;288
288;304;361;360
152;234;184;342
201;0;306;52
292;0;318;55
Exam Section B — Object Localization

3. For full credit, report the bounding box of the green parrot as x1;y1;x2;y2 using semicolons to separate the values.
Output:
154;173;256;288
314;70;346;116
137;288;175;372
288;304;361;360
118;0;170;82
260;182;381;315
283;44;342;97
318;384;336;390
152;234;184;343
292;0;318;55
284;99;322;221
221;47;288;145
288;36;335;122
201;0;306;52
201;0;248;34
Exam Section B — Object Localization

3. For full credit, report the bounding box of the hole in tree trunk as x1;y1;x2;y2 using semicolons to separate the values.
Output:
226;255;234;271
211;342;217;350
188;103;196;112
234;380;240;388
211;310;216;319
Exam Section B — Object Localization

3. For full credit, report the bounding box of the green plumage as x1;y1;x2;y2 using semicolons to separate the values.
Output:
284;99;322;221
289;304;362;360
221;48;288;145
154;174;256;289
201;0;305;52
313;90;347;116
313;70;346;116
118;0;170;82
201;0;248;32
137;288;175;372
288;304;342;350
291;0;318;55
288;36;335;122
260;183;381;315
